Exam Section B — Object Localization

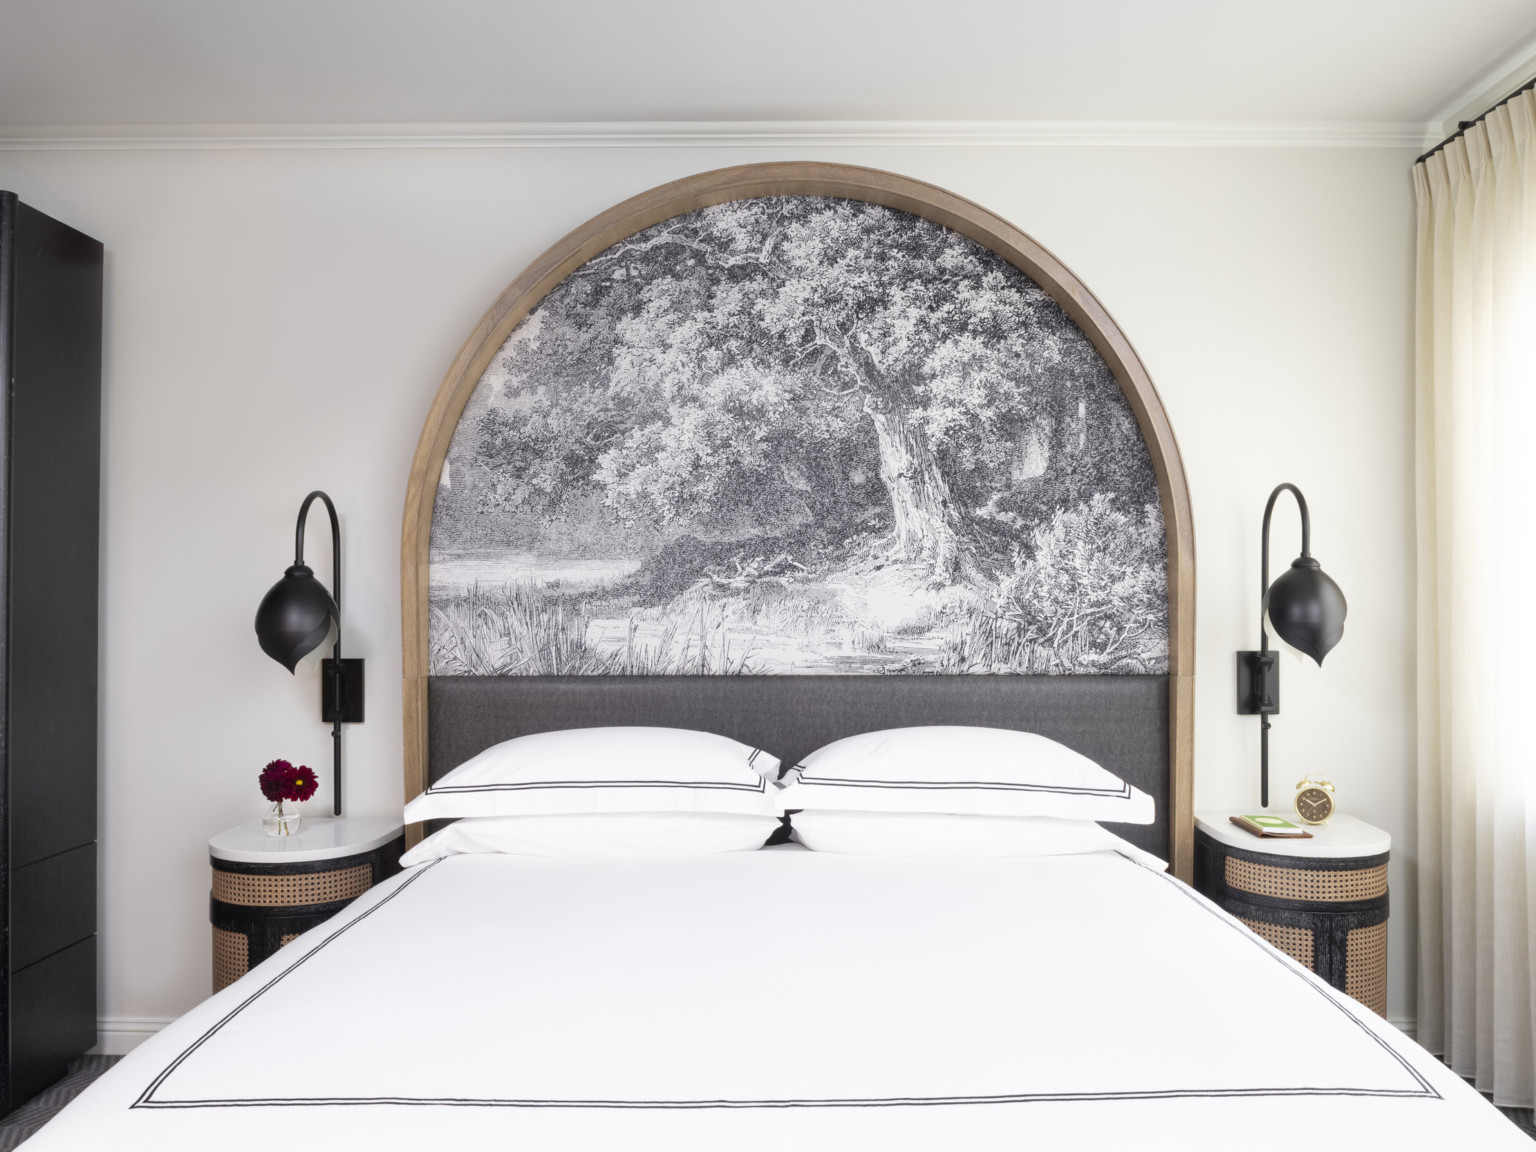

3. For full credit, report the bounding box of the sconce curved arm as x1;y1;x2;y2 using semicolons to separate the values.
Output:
1259;482;1310;655
295;489;342;654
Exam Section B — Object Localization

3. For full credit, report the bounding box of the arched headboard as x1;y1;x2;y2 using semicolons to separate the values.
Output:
401;162;1196;878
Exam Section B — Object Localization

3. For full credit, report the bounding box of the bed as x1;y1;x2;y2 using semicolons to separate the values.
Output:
30;846;1524;1149
31;164;1524;1148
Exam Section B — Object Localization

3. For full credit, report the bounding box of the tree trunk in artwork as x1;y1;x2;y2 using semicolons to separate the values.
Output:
864;396;971;582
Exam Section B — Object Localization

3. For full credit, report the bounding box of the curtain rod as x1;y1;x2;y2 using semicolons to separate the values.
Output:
1418;75;1536;164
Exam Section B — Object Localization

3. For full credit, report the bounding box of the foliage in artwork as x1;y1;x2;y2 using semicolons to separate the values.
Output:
429;197;1167;675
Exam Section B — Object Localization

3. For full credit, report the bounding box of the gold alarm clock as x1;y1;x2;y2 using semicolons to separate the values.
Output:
1294;774;1336;825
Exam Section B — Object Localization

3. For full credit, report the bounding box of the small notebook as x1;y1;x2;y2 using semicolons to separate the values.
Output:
1230;814;1313;839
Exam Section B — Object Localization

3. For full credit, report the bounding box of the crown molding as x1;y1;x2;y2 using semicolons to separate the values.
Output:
1426;31;1536;137
0;119;1431;152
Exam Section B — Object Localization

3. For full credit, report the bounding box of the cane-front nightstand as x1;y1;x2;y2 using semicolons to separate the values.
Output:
1194;812;1390;1016
209;816;403;993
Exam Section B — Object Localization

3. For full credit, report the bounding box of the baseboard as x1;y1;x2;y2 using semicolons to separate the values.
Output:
1390;1017;1417;1041
92;1016;174;1056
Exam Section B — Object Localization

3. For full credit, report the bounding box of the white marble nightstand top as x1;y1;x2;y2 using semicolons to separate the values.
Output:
1194;811;1390;859
209;815;403;864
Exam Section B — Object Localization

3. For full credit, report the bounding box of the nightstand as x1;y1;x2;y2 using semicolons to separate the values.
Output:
1194;812;1389;1016
209;816;403;993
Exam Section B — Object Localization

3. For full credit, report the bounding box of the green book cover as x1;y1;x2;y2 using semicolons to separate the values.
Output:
1236;813;1305;834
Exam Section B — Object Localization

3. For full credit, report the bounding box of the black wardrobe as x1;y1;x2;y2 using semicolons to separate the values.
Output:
0;193;102;1113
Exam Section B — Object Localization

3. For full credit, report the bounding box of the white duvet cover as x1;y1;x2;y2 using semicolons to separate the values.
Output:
32;847;1523;1150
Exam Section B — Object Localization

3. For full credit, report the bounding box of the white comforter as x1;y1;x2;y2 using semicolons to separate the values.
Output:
31;847;1524;1149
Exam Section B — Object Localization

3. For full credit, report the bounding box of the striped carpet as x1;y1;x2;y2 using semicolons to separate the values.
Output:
0;1055;119;1151
1500;1104;1536;1141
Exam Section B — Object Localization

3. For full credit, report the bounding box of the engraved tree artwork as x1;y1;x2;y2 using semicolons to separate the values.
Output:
430;197;1167;676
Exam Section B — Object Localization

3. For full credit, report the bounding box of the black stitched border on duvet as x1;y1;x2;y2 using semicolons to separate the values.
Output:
133;862;443;1110
136;860;1440;1110
1151;869;1439;1099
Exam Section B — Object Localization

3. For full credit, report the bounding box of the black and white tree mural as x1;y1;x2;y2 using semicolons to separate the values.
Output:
430;197;1167;676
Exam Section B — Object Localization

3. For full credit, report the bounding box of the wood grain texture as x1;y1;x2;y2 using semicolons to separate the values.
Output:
400;162;1196;870
401;676;428;849
1170;674;1196;881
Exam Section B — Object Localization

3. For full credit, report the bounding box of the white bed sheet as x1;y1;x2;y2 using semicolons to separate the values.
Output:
31;847;1524;1150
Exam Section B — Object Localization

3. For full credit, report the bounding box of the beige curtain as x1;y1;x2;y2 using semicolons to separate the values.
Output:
1416;87;1536;1107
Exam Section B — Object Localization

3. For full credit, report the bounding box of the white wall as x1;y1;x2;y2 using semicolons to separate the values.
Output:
0;137;1418;1031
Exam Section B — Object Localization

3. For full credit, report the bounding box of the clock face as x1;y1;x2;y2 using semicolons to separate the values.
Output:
1295;786;1334;825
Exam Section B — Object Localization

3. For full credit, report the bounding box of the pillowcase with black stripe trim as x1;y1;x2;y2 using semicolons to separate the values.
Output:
786;811;1166;869
399;811;784;865
404;727;780;822
774;726;1153;824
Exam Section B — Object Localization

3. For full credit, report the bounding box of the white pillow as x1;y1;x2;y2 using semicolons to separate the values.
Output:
404;727;779;822
400;811;783;866
775;726;1154;824
788;810;1166;870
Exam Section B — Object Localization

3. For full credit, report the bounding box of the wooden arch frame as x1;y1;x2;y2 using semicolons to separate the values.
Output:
400;162;1196;877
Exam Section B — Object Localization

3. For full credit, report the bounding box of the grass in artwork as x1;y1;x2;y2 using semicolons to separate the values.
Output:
429;583;762;676
428;495;1167;676
430;583;597;675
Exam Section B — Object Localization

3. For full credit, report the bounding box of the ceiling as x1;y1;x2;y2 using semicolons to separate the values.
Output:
1;0;1532;128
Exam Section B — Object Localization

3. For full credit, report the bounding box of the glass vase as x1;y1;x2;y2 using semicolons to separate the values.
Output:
263;804;302;837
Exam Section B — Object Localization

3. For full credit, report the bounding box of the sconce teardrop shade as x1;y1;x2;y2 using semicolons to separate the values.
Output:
1265;556;1347;666
254;563;339;673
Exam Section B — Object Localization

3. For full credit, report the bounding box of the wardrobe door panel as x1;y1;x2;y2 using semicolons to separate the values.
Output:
6;201;102;869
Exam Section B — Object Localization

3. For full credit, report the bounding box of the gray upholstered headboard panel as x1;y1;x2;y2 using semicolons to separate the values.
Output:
427;674;1171;860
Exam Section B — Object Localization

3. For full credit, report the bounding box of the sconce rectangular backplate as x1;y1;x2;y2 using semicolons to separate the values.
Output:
321;658;365;724
1236;651;1279;716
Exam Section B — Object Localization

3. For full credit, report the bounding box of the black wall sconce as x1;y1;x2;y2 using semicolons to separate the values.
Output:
254;491;364;815
1236;483;1347;808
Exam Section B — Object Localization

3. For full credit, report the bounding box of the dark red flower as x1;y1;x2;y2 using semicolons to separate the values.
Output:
289;765;319;802
259;759;295;802
259;760;318;804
